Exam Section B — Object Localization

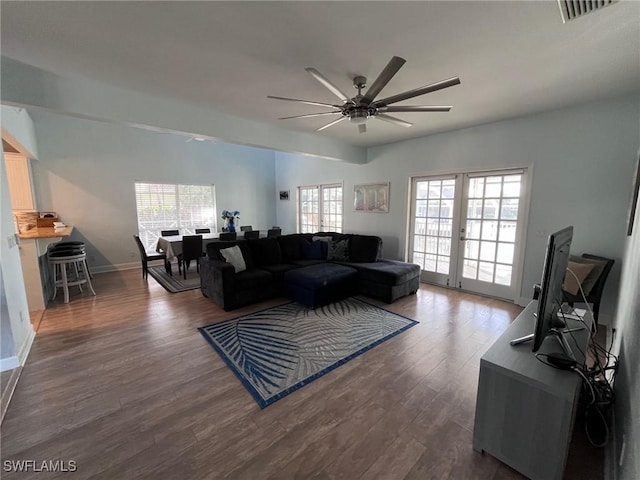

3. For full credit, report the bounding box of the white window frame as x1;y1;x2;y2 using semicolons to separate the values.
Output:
134;182;216;251
297;183;343;233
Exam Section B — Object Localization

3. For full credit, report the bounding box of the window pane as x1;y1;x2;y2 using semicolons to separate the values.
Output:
499;222;517;242
135;182;215;251
485;176;502;197
468;178;484;198
481;221;498;241
478;262;495;282
480;241;496;262
495;264;513;286
497;243;515;264
463;260;478;280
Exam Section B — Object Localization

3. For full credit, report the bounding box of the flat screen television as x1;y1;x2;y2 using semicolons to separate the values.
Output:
532;226;574;353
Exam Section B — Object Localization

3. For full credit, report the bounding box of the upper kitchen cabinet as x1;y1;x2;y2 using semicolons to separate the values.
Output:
4;152;35;210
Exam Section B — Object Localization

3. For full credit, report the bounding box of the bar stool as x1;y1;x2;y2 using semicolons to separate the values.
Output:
49;248;96;303
48;242;93;278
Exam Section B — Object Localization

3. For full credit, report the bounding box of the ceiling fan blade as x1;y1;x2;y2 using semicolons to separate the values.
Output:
361;56;406;105
358;124;367;134
305;67;350;102
316;116;347;132
267;95;339;109
372;77;461;107
375;114;413;128
378;105;452;113
278;111;342;120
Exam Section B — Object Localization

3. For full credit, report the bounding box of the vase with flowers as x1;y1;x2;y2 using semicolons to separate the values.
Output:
221;210;240;233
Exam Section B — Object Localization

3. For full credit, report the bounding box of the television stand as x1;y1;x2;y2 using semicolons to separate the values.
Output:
510;325;586;360
473;300;591;480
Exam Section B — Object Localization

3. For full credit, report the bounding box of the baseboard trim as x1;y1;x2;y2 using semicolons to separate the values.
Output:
516;296;532;307
0;365;22;423
17;326;35;366
91;262;139;274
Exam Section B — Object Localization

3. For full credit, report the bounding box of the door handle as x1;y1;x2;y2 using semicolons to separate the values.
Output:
460;236;467;241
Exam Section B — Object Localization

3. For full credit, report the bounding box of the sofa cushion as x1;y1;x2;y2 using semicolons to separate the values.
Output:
349;260;420;286
207;240;254;269
349;235;382;263
235;268;273;290
277;234;309;262
259;264;299;283
288;259;327;268
249;237;283;266
327;239;350;261
302;239;323;260
219;245;247;273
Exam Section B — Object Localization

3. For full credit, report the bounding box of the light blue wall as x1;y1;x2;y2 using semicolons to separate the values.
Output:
612;152;640;480
276;95;640;315
0;107;36;369
30;111;277;270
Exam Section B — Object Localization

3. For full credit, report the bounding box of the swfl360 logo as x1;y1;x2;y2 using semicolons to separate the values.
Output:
3;460;77;472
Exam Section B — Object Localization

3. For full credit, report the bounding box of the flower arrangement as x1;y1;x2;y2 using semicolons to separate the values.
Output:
221;210;240;232
221;210;240;221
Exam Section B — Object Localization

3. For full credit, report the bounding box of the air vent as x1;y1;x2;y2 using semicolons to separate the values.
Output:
557;0;617;22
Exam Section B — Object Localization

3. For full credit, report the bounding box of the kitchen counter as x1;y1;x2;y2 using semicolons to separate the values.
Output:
19;226;74;239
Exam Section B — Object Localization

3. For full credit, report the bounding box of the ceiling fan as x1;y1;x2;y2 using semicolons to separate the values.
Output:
268;56;460;134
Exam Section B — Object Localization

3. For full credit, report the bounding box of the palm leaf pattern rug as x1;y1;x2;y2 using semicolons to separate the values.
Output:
198;297;418;408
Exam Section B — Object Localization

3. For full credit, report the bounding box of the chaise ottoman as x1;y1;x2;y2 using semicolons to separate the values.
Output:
283;263;358;309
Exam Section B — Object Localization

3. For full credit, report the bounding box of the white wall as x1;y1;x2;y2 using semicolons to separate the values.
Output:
1;106;37;371
276;95;640;317
0;149;33;370
1;105;39;158
2;57;365;164
30;111;277;271
611;150;640;480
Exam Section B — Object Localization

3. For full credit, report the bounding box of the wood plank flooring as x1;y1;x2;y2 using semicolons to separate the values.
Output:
0;269;603;479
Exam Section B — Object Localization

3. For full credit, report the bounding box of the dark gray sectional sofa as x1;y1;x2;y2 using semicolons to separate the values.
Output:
200;232;420;311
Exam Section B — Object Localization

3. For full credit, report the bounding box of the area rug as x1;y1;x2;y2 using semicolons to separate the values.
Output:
148;265;200;293
198;297;418;408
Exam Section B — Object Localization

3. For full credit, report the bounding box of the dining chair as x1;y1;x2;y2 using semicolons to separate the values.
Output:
160;229;179;236
133;235;167;279
179;235;203;279
219;232;237;241
267;228;282;238
240;225;253;232
244;230;260;240
195;228;211;234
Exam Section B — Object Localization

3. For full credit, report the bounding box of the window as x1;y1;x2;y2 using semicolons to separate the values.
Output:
134;182;216;251
298;183;343;233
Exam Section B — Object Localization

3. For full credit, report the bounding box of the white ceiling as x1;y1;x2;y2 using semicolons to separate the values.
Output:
1;1;639;148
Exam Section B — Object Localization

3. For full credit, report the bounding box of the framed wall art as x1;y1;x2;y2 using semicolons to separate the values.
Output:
354;182;389;213
279;190;290;201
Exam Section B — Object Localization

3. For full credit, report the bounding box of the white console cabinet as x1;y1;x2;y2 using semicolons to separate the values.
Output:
473;301;591;480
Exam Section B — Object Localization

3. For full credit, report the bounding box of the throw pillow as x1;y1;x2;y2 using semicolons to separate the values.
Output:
327;239;350;261
220;245;247;273
563;261;594;296
569;255;608;296
302;239;323;260
312;236;330;259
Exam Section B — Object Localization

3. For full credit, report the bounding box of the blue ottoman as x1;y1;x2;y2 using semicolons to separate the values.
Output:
284;263;358;309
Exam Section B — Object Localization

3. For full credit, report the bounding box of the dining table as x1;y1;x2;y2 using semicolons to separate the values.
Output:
156;232;266;261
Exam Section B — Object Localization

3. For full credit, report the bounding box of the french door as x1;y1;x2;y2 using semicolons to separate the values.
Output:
298;184;343;233
409;169;528;300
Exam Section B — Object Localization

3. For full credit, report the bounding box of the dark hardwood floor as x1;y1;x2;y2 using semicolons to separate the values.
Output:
0;269;603;479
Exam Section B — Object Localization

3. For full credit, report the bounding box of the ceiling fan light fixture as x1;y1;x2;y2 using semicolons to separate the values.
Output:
349;114;368;125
